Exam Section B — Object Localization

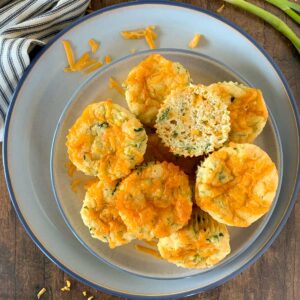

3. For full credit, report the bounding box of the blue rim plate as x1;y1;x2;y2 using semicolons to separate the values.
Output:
3;1;300;298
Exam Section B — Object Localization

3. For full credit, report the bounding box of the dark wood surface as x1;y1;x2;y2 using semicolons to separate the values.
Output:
0;0;299;299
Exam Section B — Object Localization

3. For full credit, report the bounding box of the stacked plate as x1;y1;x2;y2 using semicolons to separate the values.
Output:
3;2;300;298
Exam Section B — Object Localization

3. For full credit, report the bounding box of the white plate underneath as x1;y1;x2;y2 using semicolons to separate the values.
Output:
4;2;300;298
51;49;282;279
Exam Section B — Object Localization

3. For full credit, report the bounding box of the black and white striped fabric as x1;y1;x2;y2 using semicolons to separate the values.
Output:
0;0;90;140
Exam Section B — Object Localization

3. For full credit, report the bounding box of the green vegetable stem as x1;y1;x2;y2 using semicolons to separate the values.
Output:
223;0;300;53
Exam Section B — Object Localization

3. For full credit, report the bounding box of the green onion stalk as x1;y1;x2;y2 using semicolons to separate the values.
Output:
223;0;300;54
266;0;300;24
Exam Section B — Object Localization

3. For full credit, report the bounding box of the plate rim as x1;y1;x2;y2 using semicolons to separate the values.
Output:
3;0;300;298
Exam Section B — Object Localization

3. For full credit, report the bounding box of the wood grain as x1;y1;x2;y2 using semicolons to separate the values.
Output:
0;0;299;299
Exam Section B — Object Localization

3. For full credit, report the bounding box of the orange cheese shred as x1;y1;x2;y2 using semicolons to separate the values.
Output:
83;61;103;74
109;77;124;95
135;245;162;259
105;55;112;64
65;161;76;177
88;39;100;53
188;33;201;49
121;25;157;49
71;179;81;193
217;4;225;13
62;40;75;69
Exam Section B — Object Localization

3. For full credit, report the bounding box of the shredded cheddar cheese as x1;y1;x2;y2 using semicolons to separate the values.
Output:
88;39;100;53
144;240;158;247
135;245;162;259
83;61;103;74
37;288;46;299
82;291;87;296
217;4;225;13
87;296;94;300
62;40;75;69
61;286;70;292
145;26;157;49
121;25;157;49
109;77;125;95
65;161;76;177
71;179;81;193
105;55;111;64
66;280;71;288
188;33;201;48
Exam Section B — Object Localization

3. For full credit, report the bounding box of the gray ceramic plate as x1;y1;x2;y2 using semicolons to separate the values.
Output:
3;2;300;298
51;49;283;279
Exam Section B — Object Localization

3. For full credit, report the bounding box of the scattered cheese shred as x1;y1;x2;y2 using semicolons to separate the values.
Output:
188;33;201;49
71;179;81;193
87;296;94;300
121;25;157;49
65;161;76;177
66;280;71;288
144;26;157;49
109;77;125;95
105;55;111;64
144;240;157;247
37;288;46;299
61;286;70;292
217;4;225;13
62;40;75;69
84;178;98;190
73;52;90;69
135;245;162;259
83;291;87;296
89;39;100;53
83;61;103;74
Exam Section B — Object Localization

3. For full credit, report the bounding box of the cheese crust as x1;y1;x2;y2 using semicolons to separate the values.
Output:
116;162;193;240
207;82;268;143
195;143;279;227
124;54;191;126
66;100;147;180
81;180;135;248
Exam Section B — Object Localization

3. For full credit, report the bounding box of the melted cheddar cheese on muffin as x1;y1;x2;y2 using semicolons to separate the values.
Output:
155;84;231;157
66;100;147;180
157;207;230;268
116;161;193;240
123;54;191;126
81;179;135;248
207;82;268;143
195;143;279;227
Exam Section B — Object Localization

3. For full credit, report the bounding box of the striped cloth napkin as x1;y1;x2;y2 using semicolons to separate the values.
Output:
0;0;90;140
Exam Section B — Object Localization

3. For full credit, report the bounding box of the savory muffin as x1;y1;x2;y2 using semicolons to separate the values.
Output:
144;133;201;177
157;207;230;269
115;161;193;240
155;84;231;157
207;82;268;143
66;100;147;180
195;143;279;227
123;54;191;126
81;179;135;248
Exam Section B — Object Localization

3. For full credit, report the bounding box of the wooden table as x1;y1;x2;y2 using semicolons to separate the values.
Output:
0;0;299;299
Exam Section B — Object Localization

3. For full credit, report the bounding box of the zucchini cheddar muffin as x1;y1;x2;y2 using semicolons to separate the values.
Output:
207;82;268;143
66;100;147;181
155;85;231;157
195;143;279;227
157;207;230;269
81;179;135;248
115;161;193;241
123;54;191;126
